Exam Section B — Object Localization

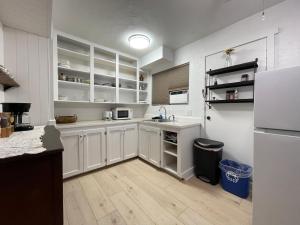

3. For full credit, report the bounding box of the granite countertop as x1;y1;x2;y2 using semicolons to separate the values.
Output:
0;126;63;160
55;118;201;129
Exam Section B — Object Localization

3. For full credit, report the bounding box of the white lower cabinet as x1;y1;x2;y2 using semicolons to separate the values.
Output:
139;125;161;167
139;126;149;160
106;126;124;165
61;123;138;178
61;128;106;178
60;130;84;178
107;124;138;165
83;128;106;172
60;121;200;180
123;124;138;160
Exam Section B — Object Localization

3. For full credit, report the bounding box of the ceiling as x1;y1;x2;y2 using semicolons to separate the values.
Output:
53;0;285;57
0;0;52;37
0;0;284;56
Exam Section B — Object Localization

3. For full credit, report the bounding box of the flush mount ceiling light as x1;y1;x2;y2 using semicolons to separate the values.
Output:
128;34;150;49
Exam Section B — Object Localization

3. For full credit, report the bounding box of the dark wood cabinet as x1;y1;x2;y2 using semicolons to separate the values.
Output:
0;126;63;225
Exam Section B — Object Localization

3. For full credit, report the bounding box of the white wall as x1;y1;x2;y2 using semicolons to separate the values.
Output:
3;26;50;125
147;0;300;166
54;102;147;121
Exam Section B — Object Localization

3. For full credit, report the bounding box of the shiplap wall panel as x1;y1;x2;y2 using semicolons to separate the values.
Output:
28;34;40;123
3;27;50;125
16;31;29;101
38;37;50;124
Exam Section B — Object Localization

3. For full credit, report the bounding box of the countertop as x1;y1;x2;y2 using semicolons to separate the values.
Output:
0;126;63;161
55;118;201;129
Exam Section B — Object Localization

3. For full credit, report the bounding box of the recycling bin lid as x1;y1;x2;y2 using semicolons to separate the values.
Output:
194;138;224;148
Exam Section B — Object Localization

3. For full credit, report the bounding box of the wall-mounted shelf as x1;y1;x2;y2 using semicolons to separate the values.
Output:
0;68;20;91
58;66;90;75
94;57;116;66
58;47;90;61
206;80;254;90
94;85;116;90
94;73;115;79
205;58;258;106
206;58;258;76
58;80;90;88
206;99;254;104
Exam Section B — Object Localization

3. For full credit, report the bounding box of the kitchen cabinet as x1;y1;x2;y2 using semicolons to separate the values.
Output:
123;124;138;160
107;124;138;165
0;126;63;225
60;130;83;178
139;122;201;179
139;125;149;160
61;128;106;178
58;120;200;180
106;126;124;165
83;128;106;172
53;31;150;104
139;125;161;167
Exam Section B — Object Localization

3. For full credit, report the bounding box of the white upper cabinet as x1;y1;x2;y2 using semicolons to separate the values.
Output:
83;128;106;172
53;31;149;105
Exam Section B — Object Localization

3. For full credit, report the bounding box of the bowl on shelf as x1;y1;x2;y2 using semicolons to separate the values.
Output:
55;115;77;124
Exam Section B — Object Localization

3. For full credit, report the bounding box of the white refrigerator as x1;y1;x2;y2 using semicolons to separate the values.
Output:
253;66;300;225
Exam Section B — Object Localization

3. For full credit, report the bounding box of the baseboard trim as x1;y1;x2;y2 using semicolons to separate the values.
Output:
182;167;194;180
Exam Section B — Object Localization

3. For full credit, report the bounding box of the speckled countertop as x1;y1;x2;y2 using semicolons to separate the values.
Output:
55;118;201;129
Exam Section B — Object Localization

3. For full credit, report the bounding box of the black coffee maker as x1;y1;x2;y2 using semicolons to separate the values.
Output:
1;103;34;131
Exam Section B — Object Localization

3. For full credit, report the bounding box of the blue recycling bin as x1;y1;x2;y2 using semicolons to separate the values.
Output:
219;159;252;199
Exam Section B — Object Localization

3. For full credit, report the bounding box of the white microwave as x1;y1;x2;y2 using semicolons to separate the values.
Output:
112;108;132;120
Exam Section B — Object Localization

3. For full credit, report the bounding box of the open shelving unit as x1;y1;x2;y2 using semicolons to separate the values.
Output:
138;70;149;104
53;31;150;105
205;58;258;105
56;35;91;102
0;67;19;91
162;131;178;175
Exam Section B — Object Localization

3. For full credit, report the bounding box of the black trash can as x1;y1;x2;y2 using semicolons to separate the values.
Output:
193;138;224;185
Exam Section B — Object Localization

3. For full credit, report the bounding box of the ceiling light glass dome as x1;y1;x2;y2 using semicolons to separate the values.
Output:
128;34;150;49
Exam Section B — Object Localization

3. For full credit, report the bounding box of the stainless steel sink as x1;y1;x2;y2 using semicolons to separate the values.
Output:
145;118;173;123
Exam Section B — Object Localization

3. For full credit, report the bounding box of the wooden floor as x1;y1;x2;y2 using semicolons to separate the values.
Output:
63;159;252;225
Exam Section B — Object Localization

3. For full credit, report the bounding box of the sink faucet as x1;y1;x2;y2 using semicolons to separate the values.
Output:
159;105;167;119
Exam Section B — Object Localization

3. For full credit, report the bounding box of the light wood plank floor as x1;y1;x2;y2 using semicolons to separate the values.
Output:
63;159;252;225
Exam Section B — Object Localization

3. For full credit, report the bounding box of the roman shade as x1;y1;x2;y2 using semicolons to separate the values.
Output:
152;63;189;105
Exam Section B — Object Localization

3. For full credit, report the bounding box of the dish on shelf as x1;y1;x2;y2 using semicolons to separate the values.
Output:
58;95;69;101
58;59;71;69
94;98;105;102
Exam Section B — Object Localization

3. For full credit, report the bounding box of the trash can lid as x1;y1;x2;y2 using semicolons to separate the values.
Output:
194;138;224;148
